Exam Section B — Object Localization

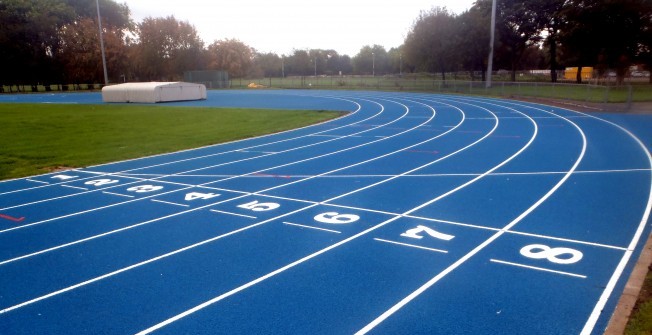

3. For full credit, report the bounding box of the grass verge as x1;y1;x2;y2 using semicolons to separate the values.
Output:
626;266;652;334
0;103;343;180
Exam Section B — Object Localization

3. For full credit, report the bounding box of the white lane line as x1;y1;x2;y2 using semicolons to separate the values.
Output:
356;98;584;334
26;179;49;185
0;98;388;210
132;99;506;334
3;96;506;326
151;199;190;208
209;210;256;219
60;185;88;191
284;222;341;234
490;259;587;279
102;191;135;198
0;97;448;315
0;98;390;227
110;168;652;180
465;97;652;334
132;215;399;335
570;113;652;335
505;230;627;251
0;95;364;196
374;238;447;254
237;150;278;154
0;202;320;316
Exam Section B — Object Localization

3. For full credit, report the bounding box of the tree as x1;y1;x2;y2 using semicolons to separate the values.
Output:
403;7;457;79
56;0;132;84
353;45;388;75
0;0;75;87
456;6;491;81
255;52;282;77
206;39;255;78
132;16;204;80
639;10;652;83
482;0;542;81
561;0;650;84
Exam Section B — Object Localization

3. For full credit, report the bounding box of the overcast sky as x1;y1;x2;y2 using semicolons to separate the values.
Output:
122;0;476;56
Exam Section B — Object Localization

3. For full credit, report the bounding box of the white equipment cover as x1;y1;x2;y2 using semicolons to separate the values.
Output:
101;82;207;103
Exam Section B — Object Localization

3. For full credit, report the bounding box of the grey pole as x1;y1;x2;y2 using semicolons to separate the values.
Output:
96;0;109;85
486;0;497;88
372;52;375;77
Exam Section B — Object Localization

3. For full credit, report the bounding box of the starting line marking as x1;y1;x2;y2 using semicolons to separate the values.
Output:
490;259;587;279
374;238;448;254
102;191;135;198
283;222;341;234
60;185;88;191
26;179;49;185
209;209;257;219
151;199;190;208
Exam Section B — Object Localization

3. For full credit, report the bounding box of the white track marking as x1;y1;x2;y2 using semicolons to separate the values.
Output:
109;167;652;179
133;99;535;333
283;222;341;234
0;96;405;212
209;209;256;219
26;179;49;185
355;98;585;334
3;95;537;331
0;95;366;195
462;96;652;334
0;96;471;313
374;238;447;254
60;185;88;191
0;98;394;227
150;199;189;208
490;259;587;279
0;202;320;315
102;191;135;198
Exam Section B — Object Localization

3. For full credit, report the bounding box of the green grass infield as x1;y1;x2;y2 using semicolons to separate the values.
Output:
0;103;344;180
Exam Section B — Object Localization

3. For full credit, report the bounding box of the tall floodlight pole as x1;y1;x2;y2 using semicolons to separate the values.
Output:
314;57;317;77
372;52;375;77
281;56;285;78
96;0;109;85
485;0;497;88
399;53;402;76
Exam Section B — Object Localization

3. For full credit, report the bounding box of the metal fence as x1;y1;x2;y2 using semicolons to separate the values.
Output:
231;76;651;113
1;83;103;93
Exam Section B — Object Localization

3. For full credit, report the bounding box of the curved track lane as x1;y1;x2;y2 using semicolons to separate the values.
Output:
0;90;650;335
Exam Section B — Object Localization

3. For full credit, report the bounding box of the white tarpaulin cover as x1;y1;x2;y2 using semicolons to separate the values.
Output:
101;82;207;103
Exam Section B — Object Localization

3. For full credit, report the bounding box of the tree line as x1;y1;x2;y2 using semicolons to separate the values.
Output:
1;0;650;86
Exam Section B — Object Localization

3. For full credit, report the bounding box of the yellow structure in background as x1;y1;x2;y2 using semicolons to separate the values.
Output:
564;67;594;80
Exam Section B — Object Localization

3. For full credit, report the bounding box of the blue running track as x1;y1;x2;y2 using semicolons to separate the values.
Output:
0;90;651;334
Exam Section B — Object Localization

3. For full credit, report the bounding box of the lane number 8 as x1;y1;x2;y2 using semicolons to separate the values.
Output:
520;244;583;265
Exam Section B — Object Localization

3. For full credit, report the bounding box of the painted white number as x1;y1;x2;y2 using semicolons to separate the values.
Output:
85;179;119;186
520;244;583;265
127;185;164;193
237;200;280;212
51;174;78;180
400;225;455;241
185;192;220;201
314;212;359;225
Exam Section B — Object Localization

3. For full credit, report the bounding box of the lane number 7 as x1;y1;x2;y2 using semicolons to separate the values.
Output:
401;225;455;241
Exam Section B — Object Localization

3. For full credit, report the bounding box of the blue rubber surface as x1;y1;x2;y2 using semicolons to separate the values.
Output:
0;90;651;334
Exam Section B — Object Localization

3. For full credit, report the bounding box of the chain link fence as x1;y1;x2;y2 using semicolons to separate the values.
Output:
232;76;651;113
